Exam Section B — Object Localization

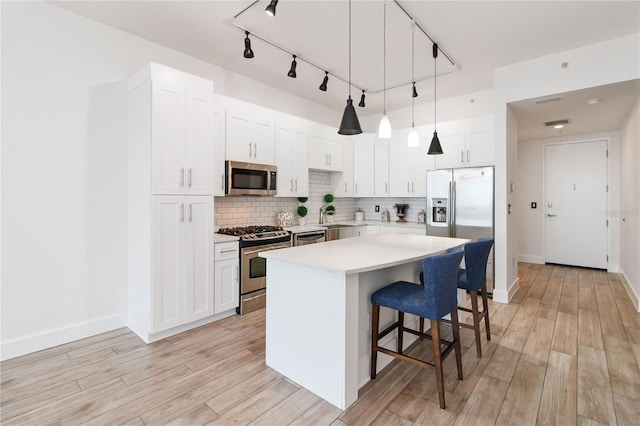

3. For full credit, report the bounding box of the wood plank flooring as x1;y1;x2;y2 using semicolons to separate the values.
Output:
2;263;640;425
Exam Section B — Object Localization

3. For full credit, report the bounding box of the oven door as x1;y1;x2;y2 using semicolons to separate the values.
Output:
241;241;291;293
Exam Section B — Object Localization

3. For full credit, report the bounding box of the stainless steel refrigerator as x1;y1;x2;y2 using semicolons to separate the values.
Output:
426;166;495;292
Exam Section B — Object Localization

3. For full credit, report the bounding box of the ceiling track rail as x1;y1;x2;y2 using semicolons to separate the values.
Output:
231;0;460;95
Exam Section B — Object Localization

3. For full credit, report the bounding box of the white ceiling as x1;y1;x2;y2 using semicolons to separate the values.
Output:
53;1;640;139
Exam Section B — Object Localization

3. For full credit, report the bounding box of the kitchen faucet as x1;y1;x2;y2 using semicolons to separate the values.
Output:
319;207;326;224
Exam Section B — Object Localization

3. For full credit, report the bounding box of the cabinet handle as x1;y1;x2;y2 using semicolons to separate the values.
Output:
180;203;185;222
235;265;239;283
249;142;252;157
407;182;410;193
180;168;185;187
467;149;470;163
385;182;388;194
325;154;329;166
188;203;193;222
221;174;225;190
329;154;332;165
355;183;358;194
294;179;298;191
344;182;347;193
461;150;464;163
412;182;414;193
220;248;237;253
254;143;257;158
188;168;192;187
290;179;294;191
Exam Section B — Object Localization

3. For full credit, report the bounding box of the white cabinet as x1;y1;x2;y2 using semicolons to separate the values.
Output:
134;72;214;196
226;100;275;165
352;135;375;197
332;141;353;197
275;115;309;197
213;95;229;196
214;241;239;314
433;116;494;169
309;124;343;172
374;140;390;197
389;131;428;197
151;196;214;333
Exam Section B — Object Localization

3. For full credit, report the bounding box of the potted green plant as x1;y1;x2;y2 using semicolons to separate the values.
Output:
323;194;336;223
297;197;308;226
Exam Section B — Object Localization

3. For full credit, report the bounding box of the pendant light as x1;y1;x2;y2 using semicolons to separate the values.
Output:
427;43;443;155
319;71;329;91
338;0;362;135
407;22;419;147
243;31;254;59
378;2;392;139
265;0;278;17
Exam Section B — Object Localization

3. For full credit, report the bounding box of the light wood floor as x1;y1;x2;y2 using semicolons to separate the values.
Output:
2;263;640;425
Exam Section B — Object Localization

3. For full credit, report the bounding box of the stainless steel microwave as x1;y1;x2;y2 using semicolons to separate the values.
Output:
225;161;277;196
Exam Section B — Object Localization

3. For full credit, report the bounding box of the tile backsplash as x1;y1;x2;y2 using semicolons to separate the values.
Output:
214;170;427;229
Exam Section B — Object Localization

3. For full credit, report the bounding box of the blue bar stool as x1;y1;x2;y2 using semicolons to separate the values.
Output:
370;248;464;409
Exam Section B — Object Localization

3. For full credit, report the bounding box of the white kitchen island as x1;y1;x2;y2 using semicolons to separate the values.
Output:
260;233;468;410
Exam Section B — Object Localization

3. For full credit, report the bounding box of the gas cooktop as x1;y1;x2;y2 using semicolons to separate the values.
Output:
217;225;290;241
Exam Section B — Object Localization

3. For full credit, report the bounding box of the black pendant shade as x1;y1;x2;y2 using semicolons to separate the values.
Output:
338;97;362;135
243;31;254;58
287;55;297;78
265;0;278;17
428;131;443;155
319;72;328;91
358;90;366;107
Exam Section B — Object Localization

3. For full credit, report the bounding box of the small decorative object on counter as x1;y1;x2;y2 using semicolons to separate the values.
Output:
394;203;409;222
276;211;293;228
323;194;336;223
417;209;426;224
355;209;364;223
297;197;308;226
381;209;390;222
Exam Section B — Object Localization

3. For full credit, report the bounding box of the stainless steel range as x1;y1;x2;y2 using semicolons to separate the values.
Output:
217;225;291;314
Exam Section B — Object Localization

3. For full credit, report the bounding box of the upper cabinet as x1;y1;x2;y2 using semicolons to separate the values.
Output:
433;115;494;169
388;129;428;198
332;140;353;197
275;114;309;197
308;123;343;172
352;134;375;197
127;63;215;196
225;99;275;165
374;139;390;197
213;95;229;196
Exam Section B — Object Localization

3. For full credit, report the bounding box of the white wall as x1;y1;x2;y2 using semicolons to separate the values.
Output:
517;131;621;271
0;1;343;359
493;33;640;303
619;99;640;309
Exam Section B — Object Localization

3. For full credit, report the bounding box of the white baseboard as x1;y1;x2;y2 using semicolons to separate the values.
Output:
0;312;127;361
135;309;238;344
493;277;520;304
518;255;544;264
620;272;640;312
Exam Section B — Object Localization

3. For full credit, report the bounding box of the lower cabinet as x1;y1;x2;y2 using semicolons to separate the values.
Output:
151;195;214;333
214;241;240;314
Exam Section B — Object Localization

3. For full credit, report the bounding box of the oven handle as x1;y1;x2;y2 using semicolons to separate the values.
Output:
243;293;266;302
242;243;291;256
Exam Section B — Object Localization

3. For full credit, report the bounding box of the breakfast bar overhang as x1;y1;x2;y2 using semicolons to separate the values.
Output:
260;233;469;410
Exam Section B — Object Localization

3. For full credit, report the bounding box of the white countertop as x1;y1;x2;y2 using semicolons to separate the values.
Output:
289;220;426;230
260;233;468;275
214;234;240;243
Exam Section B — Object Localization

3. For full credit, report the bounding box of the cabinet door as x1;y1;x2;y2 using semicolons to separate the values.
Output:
185;89;214;195
433;131;465;169
152;81;186;195
212;106;226;196
467;127;494;166
225;108;252;163
292;126;309;196
152;196;185;332
215;258;239;313
184;197;214;322
326;137;344;171
374;140;390;197
389;140;411;197
353;139;374;197
308;134;328;170
409;137;429;197
275;124;296;197
333;141;353;197
252;116;275;165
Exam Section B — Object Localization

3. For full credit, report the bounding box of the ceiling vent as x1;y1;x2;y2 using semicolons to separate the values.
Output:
534;95;564;104
545;119;571;127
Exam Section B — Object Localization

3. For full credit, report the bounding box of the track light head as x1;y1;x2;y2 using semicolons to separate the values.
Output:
358;91;365;107
412;82;418;98
265;0;278;17
287;55;297;78
319;71;328;91
243;31;254;59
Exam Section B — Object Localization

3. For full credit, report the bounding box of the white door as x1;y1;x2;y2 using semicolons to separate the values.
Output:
185;89;214;195
151;81;185;195
545;140;608;269
184;196;215;322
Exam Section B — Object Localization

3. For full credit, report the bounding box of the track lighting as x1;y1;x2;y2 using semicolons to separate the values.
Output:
265;0;278;17
319;71;329;91
287;55;297;78
428;43;443;155
378;2;392;139
358;90;366;107
243;31;254;59
338;0;362;135
412;82;418;98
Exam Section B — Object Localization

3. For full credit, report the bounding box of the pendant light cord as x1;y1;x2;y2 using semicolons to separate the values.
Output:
383;2;387;114
348;0;352;99
411;22;415;127
433;44;437;127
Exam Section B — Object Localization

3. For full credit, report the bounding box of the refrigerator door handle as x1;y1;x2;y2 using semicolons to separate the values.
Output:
448;181;453;237
452;181;457;237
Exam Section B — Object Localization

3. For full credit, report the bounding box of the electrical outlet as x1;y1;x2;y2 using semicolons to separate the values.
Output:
375;205;380;212
531;202;537;209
